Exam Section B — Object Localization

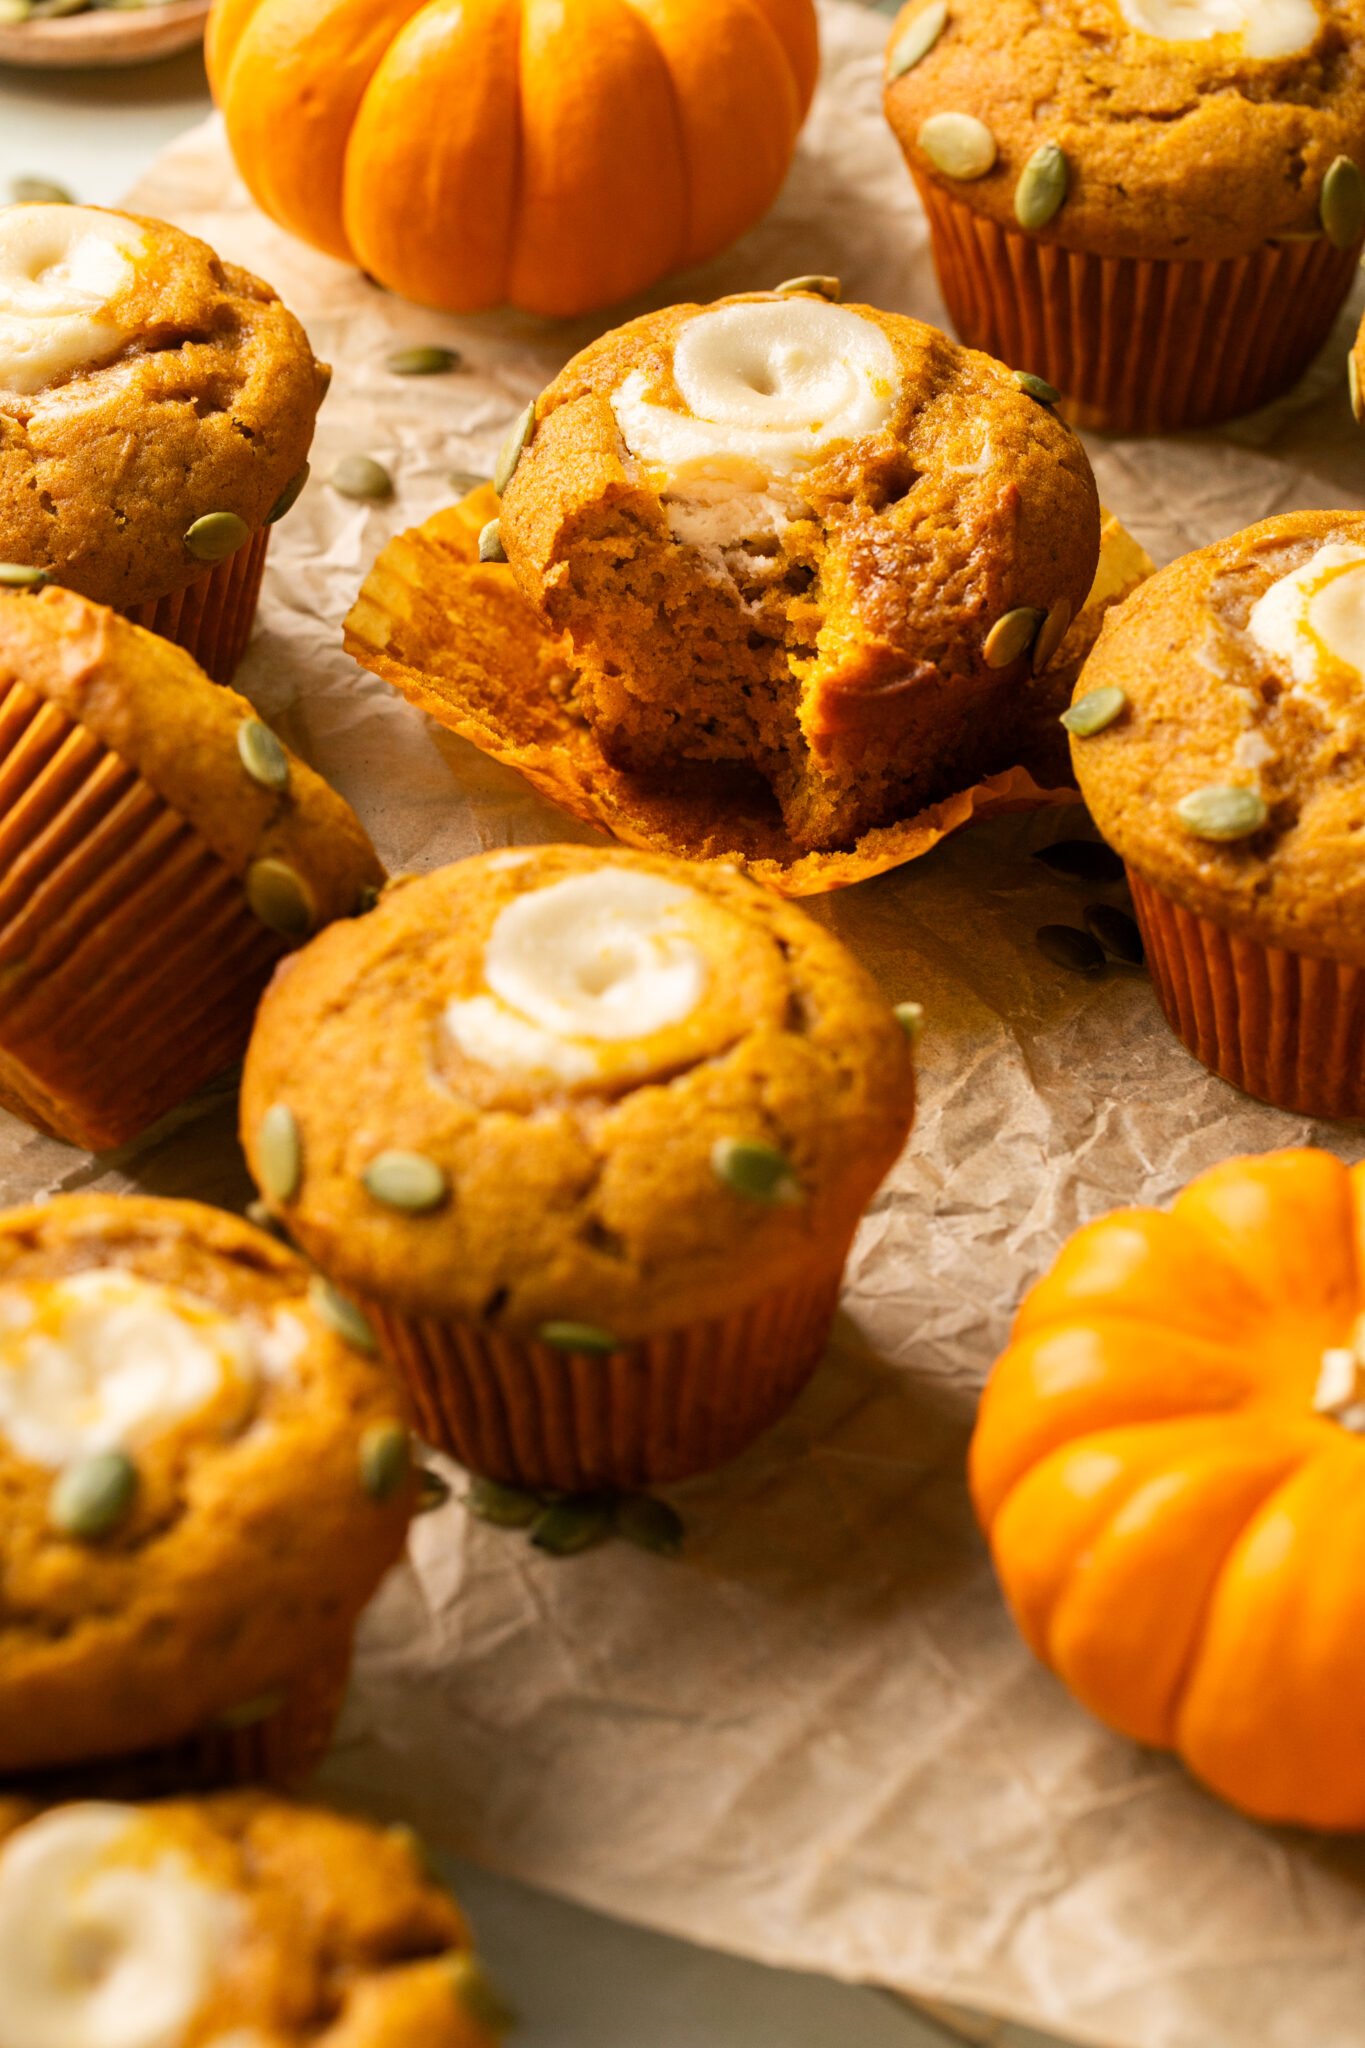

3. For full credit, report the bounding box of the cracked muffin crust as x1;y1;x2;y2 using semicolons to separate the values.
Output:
0;1793;507;2046
498;290;1099;856
0;1194;414;1781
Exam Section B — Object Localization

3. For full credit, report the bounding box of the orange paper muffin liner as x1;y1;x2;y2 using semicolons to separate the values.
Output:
1129;870;1365;1120
0;674;287;1150
913;176;1362;435
364;1266;847;1493
122;523;271;685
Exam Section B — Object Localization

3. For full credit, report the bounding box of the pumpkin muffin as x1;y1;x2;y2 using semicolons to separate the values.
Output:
496;286;1099;856
0;1194;414;1788
885;0;1365;432
0;584;383;1152
0;1793;510;2044
0;202;325;680
240;845;916;1491
1068;510;1365;1116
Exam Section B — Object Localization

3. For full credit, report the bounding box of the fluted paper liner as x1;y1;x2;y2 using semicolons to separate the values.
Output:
123;522;271;686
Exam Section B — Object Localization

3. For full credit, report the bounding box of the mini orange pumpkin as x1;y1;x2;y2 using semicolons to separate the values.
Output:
205;0;820;319
972;1148;1365;1831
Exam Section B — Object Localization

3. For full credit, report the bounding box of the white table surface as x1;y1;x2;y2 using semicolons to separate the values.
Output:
0;40;1067;2048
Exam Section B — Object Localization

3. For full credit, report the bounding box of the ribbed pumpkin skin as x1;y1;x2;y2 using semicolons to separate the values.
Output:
971;1148;1365;1831
206;0;819;317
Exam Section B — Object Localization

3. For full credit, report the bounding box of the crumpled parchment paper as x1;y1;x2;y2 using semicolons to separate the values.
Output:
21;6;1354;2043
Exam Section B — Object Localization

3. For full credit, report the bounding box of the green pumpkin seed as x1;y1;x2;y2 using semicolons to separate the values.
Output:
478;519;508;565
49;1452;137;1541
355;882;383;916
9;173;70;203
237;718;290;794
245;858;315;940
468;1475;543;1529
1015;142;1069;231
984;606;1044;669
0;563;47;589
1032;596;1074;675
1176;785;1269;842
385;345;461;376
773;275;843;302
494;401;537;497
918;111;997;182
245;1198;294;1246
446;1953;518;2035
266;464;310;525
1321;156;1365;251
1036;924;1107;979
331;453;393;503
359;1421;410;1502
1084;903;1145;966
888;0;948;79
530;1496;615;1557
216;1691;286;1731
415;1463;451;1515
1016;370;1061;407
362;1149;449;1214
1351;352;1364;425
538;1320;619;1354
895;1000;926;1041
184;511;250;563
310;1274;379;1353
615;1494;685;1558
1034;837;1124;881
257;1103;301;1203
711;1137;802;1205
1062;685;1127;737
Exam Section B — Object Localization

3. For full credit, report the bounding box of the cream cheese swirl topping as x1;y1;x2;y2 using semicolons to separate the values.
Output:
1115;0;1320;58
0;1268;300;1469
445;870;709;1084
0;1804;239;2048
1246;542;1365;706
0;206;144;396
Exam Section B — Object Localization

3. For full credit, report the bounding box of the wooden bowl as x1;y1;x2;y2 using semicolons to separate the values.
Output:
0;0;209;68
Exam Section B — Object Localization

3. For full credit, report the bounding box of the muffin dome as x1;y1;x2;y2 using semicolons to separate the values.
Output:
498;289;1099;854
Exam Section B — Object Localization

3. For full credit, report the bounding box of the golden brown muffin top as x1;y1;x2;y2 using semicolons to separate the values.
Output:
885;0;1365;261
0;1195;414;1774
1071;510;1365;962
0;586;384;938
0;205;325;608
0;1793;505;2046
240;845;915;1336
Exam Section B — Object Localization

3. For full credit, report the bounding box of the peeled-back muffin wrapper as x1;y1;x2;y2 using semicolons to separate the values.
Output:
345;489;1154;898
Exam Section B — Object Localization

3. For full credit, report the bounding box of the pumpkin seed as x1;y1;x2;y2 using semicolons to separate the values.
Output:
615;1494;685;1558
1015;142;1069;231
1084;903;1145;966
1034;838;1125;882
245;1198;294;1246
895;1000;925;1040
184;511;250;563
385;345;461;376
10;174;70;203
984;606;1044;669
1016;370;1061;407
245;858;315;939
415;1463;451;1515
888;0;948;79
468;1475;543;1529
49;1451;137;1541
494;402;537;496
237;717;290;794
918;111;997;182
362;1149;448;1214
446;1953;518;2035
359;1421;410;1502
478;519;508;564
1036;924;1107;979
1176;785;1268;841
774;275;843;302
0;563;46;589
538;1320;619;1354
355;882;382;917
530;1496;615;1557
1352;352;1364;425
1062;685;1126;737
257;1103;301;1203
330;453;393;503
309;1274;379;1353
266;464;310;525
711;1137;802;1205
1032;596;1074;675
1321;156;1365;251
216;1691;286;1731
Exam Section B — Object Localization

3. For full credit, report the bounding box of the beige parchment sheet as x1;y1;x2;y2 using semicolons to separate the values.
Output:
20;5;1356;2042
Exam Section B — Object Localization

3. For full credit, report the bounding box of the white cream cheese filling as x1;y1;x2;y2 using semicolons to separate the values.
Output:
1246;542;1365;709
1115;0;1320;58
445;870;709;1084
0;205;144;396
0;1804;239;2048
